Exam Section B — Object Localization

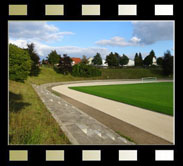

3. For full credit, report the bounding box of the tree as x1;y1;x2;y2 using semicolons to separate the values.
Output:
27;43;40;76
162;50;173;75
114;52;121;62
81;55;89;65
149;50;156;59
157;57;163;66
143;50;156;66
42;59;46;65
134;53;139;66
119;54;129;66
138;52;143;66
27;43;39;64
134;53;143;66
72;63;101;77
9;44;32;82
105;52;119;67
134;53;138;66
143;55;152;66
58;54;73;75
92;53;102;65
47;50;61;65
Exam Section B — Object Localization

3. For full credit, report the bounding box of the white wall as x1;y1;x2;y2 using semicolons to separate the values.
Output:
88;57;93;65
102;59;108;66
124;59;135;66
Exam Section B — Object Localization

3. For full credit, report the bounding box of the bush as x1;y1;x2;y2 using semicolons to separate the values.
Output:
9;44;32;82
72;64;101;77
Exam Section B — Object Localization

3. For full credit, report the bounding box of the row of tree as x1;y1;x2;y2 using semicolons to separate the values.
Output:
44;51;101;76
43;48;173;75
42;49;158;67
9;42;173;82
134;50;173;75
104;50;156;67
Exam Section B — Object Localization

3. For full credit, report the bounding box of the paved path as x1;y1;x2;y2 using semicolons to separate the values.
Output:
52;80;174;143
32;82;134;145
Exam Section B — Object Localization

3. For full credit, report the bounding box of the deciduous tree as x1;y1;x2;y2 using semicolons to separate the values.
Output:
9;44;32;82
81;55;89;64
105;52;120;67
58;54;73;75
47;50;61;65
119;54;129;66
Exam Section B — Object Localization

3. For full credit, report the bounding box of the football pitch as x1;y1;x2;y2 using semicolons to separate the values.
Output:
69;82;173;116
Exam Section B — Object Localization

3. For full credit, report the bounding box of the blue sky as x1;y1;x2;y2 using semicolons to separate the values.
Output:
9;21;174;60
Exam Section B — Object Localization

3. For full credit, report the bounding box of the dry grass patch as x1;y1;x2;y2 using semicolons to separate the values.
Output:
9;80;70;144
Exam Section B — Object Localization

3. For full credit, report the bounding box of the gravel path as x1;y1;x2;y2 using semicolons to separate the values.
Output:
32;81;135;145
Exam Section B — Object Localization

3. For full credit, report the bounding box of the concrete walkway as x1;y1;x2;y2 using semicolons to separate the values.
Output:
32;82;134;145
52;80;174;143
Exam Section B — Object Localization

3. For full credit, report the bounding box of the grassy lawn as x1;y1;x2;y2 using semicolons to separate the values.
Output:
69;82;173;116
9;80;71;144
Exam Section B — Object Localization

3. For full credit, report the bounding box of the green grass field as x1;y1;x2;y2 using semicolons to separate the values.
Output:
70;82;173;116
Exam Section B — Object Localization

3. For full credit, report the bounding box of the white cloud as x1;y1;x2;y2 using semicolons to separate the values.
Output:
95;36;141;47
132;21;173;44
130;36;141;43
9;39;110;59
9;21;74;42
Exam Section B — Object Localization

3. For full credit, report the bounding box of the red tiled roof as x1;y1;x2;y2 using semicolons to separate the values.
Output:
72;58;81;64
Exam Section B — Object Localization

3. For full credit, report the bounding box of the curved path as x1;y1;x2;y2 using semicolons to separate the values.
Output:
32;81;134;145
52;80;174;143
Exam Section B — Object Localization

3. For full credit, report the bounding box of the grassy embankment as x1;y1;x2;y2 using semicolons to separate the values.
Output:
28;66;170;85
9;66;172;144
9;80;71;144
70;82;173;116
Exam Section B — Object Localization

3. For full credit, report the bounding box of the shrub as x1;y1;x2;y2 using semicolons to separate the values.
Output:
9;44;32;82
72;63;101;77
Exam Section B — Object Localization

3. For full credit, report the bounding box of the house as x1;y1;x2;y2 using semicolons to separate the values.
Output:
71;57;81;66
152;57;157;66
124;59;135;67
101;59;108;67
88;57;93;65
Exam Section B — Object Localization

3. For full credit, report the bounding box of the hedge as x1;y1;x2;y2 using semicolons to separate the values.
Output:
72;63;101;77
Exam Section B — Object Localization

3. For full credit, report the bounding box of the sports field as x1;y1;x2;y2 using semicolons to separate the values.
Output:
69;82;173;116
